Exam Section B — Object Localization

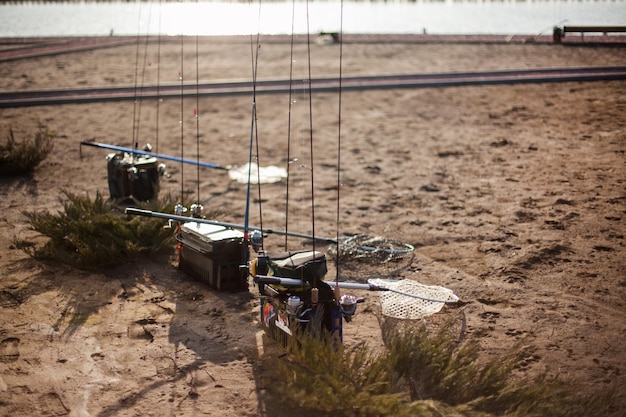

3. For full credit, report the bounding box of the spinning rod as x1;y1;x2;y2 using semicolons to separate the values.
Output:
80;140;287;184
125;207;414;257
80;140;230;171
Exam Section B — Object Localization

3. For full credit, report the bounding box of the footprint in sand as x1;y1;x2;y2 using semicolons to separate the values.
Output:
0;337;20;363
39;392;69;416
127;321;155;342
153;356;177;379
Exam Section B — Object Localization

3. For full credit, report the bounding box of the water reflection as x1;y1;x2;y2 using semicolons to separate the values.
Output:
0;0;624;37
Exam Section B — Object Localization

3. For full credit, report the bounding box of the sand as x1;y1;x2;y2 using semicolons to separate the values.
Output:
0;36;625;416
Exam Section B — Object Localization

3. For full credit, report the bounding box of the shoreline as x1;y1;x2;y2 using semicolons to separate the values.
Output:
2;33;625;63
3;33;626;42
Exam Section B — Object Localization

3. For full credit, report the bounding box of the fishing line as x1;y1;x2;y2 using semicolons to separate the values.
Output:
131;1;143;161
252;26;264;238
254;105;264;237
195;11;201;207
304;0;317;290
136;3;153;156
179;29;185;206
335;0;344;285
155;0;162;154
244;0;263;248
284;0;297;251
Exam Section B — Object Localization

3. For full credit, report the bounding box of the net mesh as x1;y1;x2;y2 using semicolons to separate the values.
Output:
369;278;459;320
327;234;415;263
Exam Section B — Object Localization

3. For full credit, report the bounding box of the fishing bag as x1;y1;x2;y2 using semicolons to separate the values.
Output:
256;250;342;346
265;250;328;283
259;294;343;348
106;152;160;202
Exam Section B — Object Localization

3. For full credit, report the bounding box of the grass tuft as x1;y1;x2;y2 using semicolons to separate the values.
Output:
16;190;177;269
0;126;54;175
380;317;523;405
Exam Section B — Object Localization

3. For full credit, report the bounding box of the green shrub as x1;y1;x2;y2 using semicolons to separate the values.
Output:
17;190;177;269
0;126;54;175
264;327;407;417
262;316;619;417
380;318;522;405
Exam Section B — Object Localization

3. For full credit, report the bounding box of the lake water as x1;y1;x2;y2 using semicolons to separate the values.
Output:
0;0;624;38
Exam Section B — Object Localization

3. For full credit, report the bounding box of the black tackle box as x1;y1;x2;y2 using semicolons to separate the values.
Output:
177;222;248;292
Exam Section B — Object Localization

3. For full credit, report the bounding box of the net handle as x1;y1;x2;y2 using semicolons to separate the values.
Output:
253;276;458;305
367;280;459;304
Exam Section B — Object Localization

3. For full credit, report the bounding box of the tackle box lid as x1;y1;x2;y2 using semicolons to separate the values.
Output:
181;222;244;242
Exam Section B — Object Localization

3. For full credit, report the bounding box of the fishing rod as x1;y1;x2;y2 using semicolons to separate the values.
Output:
253;275;459;304
80;140;230;171
127;207;346;242
125;207;414;256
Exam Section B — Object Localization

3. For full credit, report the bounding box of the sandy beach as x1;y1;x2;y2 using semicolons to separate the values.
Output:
1;36;625;416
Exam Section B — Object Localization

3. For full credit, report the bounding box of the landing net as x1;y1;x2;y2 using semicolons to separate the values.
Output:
327;234;415;263
369;278;459;320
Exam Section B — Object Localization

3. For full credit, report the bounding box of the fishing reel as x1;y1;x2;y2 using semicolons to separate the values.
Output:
249;229;264;253
248;249;269;278
189;203;203;218
171;203;204;219
163;203;188;230
174;203;188;216
338;293;362;322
